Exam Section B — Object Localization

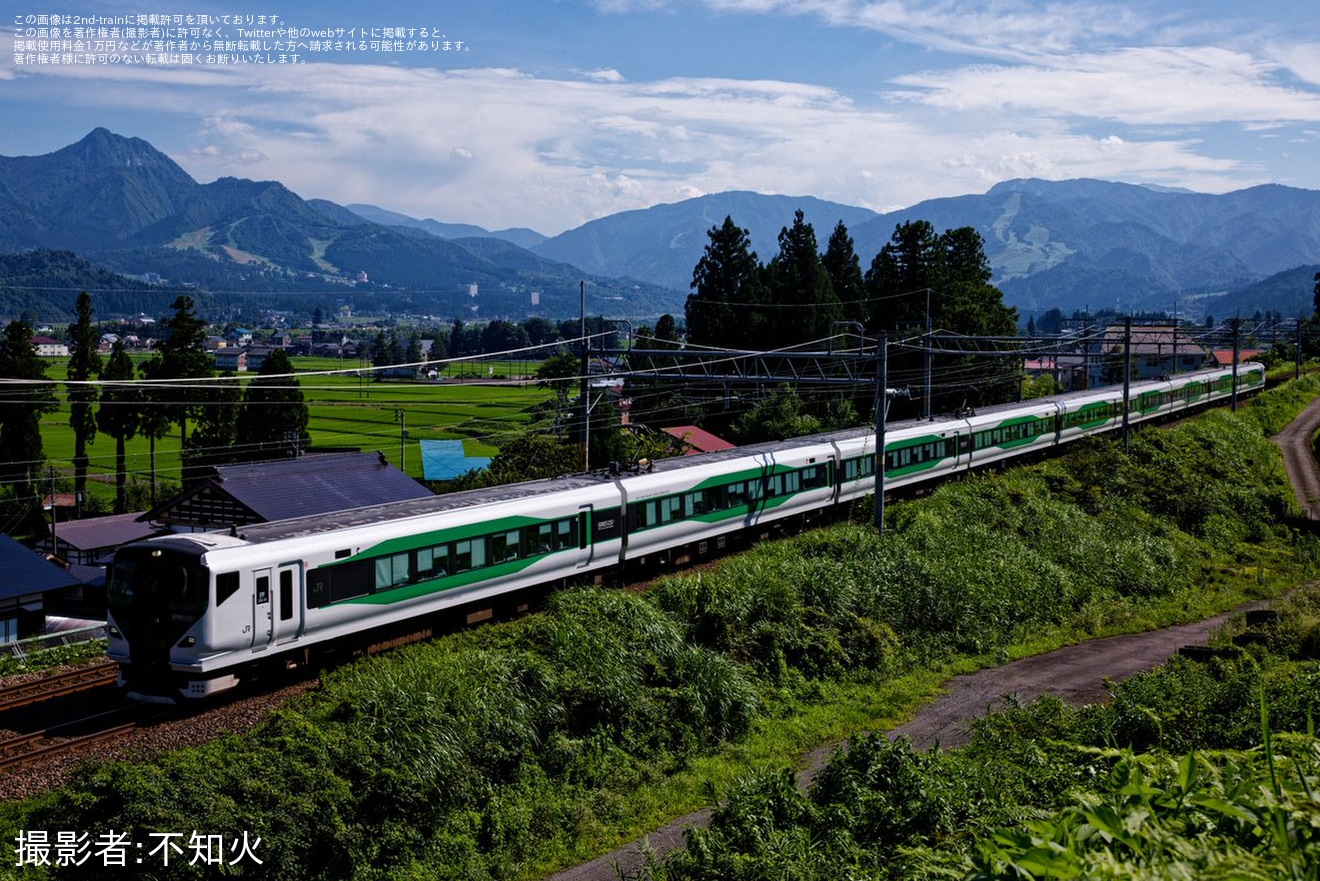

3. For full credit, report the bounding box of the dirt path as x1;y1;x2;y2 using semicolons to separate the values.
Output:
546;393;1320;881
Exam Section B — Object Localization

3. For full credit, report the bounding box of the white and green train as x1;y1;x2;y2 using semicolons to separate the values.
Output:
107;362;1265;701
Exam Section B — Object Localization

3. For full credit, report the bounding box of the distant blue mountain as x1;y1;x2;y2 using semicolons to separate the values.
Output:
346;203;548;250
3;129;1318;322
523;179;1320;318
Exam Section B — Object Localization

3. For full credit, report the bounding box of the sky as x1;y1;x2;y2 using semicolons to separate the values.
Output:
4;0;1319;236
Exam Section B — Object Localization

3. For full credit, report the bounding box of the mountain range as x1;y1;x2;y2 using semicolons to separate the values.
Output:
1;128;1317;323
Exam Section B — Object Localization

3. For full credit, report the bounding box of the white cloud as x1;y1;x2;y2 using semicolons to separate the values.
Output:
1269;41;1320;88
583;68;626;83
894;46;1320;126
5;0;1315;236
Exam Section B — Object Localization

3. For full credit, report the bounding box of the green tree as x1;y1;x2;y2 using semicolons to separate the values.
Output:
96;340;141;514
483;320;531;354
0;320;58;501
235;349;311;462
141;295;212;445
653;314;681;346
182;374;241;477
523;316;562;347
865;222;1018;415
687;215;765;348
823;220;867;326
729;385;822;444
66;292;102;501
764;210;841;348
139;296;211;499
864;220;942;331
536;351;580;391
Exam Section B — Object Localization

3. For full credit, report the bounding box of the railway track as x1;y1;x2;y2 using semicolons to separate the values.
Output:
0;661;119;714
0;661;143;776
0;715;141;774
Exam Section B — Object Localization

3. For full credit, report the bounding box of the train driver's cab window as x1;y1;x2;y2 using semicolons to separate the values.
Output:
216;572;241;606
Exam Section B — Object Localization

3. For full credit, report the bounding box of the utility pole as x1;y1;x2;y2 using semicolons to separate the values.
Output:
580;280;590;471
48;466;57;557
876;333;887;533
1121;317;1132;451
1297;317;1304;380
873;333;911;533
394;409;407;473
923;287;933;421
1230;317;1241;412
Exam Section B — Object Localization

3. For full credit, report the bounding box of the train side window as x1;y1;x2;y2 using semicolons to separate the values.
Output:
216;571;240;607
800;465;827;489
684;491;704;517
279;570;293;621
726;482;746;508
375;552;410;589
558;518;575;549
491;530;521;562
417;545;449;579
528;524;554;554
748;479;765;501
454;539;486;572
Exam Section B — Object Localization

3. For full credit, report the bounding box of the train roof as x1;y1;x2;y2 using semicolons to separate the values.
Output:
188;362;1257;548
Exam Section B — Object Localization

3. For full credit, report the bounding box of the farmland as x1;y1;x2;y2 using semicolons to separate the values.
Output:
31;354;556;505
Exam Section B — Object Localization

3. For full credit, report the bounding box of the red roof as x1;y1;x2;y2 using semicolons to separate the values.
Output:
662;425;736;455
1211;349;1261;365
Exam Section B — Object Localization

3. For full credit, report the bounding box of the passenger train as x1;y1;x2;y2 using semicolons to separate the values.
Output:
107;362;1265;701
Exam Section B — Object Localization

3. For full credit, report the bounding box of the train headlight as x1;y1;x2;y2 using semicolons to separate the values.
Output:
179;636;196;647
107;625;121;638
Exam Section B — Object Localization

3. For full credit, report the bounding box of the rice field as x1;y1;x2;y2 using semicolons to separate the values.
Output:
31;354;555;503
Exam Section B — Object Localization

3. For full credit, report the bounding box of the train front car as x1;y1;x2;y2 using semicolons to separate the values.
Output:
107;534;249;702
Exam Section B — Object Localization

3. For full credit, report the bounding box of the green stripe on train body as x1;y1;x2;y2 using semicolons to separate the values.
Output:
340;514;546;562
883;433;958;478
1136;390;1164;415
1061;402;1115;432
342;556;546;605
973;414;1055;451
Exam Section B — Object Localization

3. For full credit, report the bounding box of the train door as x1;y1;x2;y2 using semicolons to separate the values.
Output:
252;568;273;652
577;505;594;568
273;561;304;645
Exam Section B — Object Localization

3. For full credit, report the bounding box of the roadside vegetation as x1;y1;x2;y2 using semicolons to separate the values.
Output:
1;374;1316;879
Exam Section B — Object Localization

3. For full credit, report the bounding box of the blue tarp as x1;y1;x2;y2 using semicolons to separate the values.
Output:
420;440;492;482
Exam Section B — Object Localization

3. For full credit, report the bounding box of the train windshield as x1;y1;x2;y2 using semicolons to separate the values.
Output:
109;547;210;620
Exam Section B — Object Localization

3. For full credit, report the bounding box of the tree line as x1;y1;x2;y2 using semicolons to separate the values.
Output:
0;294;311;523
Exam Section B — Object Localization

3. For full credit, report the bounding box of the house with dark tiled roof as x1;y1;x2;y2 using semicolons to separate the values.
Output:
0;535;80;642
138;451;435;530
37;511;168;567
1088;324;1209;388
